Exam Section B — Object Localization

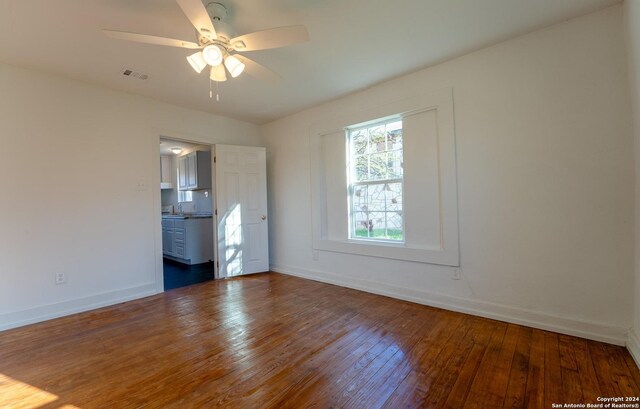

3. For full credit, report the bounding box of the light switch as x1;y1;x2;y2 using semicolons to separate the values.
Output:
135;181;149;191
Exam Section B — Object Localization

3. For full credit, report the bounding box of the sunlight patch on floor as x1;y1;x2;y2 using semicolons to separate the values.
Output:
0;373;58;408
0;373;81;409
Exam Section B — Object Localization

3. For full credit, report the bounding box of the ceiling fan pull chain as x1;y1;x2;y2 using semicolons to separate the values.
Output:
208;79;220;101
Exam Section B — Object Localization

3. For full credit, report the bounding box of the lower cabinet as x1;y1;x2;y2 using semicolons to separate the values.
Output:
162;223;174;255
162;218;213;265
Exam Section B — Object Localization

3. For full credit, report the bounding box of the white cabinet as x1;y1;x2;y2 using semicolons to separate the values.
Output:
173;220;186;259
178;156;187;190
160;155;174;189
186;154;197;188
178;151;211;191
162;217;213;265
162;220;174;254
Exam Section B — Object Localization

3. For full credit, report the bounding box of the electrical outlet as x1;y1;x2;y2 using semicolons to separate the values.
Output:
452;268;461;280
55;272;67;285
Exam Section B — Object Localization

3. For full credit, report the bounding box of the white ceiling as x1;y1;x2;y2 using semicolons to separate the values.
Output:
0;0;620;124
159;138;204;155
160;137;212;155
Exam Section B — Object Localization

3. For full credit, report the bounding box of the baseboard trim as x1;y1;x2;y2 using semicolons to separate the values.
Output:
0;283;159;332
627;329;640;367
271;264;627;346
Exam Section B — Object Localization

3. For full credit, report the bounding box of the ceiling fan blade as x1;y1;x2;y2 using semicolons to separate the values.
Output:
103;29;200;49
176;0;217;40
230;25;309;52
234;55;281;83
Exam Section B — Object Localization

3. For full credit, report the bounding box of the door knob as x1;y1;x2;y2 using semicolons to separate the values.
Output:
261;215;267;221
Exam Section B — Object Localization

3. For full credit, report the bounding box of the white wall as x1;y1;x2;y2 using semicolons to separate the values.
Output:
624;0;640;359
263;5;634;344
0;62;262;330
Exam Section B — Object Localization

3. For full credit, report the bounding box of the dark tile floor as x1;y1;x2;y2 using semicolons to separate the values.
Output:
163;258;215;291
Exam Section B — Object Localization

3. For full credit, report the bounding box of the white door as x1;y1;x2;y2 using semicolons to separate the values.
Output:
215;145;269;277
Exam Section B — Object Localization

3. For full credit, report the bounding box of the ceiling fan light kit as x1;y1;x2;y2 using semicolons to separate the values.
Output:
224;54;244;78
202;44;223;66
187;51;207;73
210;64;227;82
103;0;309;91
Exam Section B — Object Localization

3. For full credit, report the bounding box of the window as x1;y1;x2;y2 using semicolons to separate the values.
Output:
348;118;403;241
177;168;192;203
310;88;459;265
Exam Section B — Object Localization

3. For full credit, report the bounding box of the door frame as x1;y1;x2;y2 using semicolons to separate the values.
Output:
150;128;219;293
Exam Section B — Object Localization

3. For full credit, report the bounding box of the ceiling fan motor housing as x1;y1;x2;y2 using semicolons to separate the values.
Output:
198;2;233;46
206;2;228;22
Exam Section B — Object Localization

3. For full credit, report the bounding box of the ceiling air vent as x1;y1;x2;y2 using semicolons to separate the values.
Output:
120;67;149;80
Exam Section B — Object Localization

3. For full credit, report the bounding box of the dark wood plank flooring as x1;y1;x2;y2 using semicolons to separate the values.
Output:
0;273;638;408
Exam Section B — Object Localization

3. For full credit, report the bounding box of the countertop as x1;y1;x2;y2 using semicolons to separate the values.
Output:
162;213;213;220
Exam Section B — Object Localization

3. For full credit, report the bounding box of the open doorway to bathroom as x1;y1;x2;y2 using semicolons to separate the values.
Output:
160;137;215;290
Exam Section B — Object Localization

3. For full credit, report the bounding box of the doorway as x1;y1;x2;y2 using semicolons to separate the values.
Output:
159;137;216;290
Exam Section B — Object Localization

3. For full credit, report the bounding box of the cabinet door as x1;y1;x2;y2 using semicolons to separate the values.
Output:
174;221;186;260
186;153;197;189
178;157;188;190
160;156;173;184
163;227;175;256
175;244;185;258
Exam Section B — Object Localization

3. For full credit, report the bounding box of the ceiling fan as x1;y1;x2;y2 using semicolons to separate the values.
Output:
103;0;309;84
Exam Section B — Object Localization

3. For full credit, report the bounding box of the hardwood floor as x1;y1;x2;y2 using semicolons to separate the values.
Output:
0;273;638;408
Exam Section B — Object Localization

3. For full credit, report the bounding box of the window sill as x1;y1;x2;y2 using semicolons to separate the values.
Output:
347;238;406;246
313;239;459;266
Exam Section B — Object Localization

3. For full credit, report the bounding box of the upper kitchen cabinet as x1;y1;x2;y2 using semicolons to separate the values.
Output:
178;151;211;191
160;155;174;189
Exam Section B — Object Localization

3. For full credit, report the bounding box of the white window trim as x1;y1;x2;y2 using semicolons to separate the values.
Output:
309;87;459;266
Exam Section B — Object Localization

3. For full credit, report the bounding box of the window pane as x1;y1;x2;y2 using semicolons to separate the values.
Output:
368;153;387;180
368;126;386;154
352;186;367;209
386;120;402;132
353;212;371;238
366;183;385;212
386;182;402;211
386;213;403;240
388;132;402;151
354;155;368;181
388;150;403;178
352;130;367;155
367;212;386;237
